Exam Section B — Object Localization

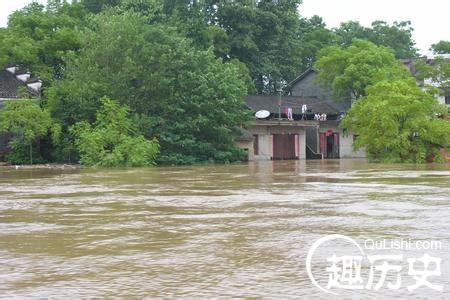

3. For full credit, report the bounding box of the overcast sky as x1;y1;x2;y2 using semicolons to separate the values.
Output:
301;0;449;55
1;0;449;55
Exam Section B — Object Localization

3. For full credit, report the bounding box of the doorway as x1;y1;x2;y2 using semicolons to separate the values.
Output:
320;132;339;159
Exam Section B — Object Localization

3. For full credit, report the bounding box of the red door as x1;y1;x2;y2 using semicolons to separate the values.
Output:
319;133;326;155
272;134;297;160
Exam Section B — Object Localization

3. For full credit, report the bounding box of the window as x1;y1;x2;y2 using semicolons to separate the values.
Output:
445;96;450;105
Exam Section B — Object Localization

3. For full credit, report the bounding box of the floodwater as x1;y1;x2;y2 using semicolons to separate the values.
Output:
0;160;449;298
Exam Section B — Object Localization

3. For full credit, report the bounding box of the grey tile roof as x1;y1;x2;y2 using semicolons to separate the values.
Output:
0;70;24;99
0;69;40;99
244;95;350;115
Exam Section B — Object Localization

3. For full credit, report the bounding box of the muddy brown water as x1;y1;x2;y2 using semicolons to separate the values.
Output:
0;160;449;298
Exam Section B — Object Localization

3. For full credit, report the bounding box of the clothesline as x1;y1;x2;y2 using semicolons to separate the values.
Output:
266;102;336;113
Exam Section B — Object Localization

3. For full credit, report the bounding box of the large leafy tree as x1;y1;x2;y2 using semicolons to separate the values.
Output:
342;79;450;163
216;0;303;94
314;39;410;101
46;11;251;164
0;1;86;83
333;20;417;59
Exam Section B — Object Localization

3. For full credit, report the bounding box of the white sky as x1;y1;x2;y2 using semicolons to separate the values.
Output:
1;0;449;55
301;0;450;55
0;0;47;26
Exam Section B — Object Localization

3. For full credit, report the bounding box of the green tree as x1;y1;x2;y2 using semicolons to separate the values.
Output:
0;100;60;164
72;98;159;167
81;0;121;13
334;20;417;59
415;56;450;98
298;15;336;70
431;40;450;54
139;0;304;93
46;11;251;164
216;0;303;93
333;21;371;47
341;79;450;163
0;1;86;83
314;39;410;101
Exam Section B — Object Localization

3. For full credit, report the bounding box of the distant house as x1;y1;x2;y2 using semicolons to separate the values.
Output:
0;66;41;160
238;55;450;162
238;68;365;161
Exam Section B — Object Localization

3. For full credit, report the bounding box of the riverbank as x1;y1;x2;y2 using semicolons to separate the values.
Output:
0;162;82;170
0;160;449;170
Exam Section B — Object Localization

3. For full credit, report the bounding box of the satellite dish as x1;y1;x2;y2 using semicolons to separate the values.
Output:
255;110;270;119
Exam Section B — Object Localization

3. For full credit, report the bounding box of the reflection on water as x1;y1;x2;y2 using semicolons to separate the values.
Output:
0;160;449;298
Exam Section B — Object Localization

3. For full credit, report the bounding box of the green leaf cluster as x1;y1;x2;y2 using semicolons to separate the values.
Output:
341;79;450;163
415;57;450;97
333;20;417;59
71;98;160;167
431;41;450;54
0;100;60;164
315;39;410;101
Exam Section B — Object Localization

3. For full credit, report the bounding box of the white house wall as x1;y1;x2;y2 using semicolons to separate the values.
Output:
340;130;366;158
257;134;273;160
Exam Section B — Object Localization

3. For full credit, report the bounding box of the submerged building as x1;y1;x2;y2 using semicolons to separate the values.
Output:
239;68;365;161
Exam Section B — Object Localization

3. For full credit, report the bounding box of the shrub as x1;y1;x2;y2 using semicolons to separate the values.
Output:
72;97;159;167
0;100;60;164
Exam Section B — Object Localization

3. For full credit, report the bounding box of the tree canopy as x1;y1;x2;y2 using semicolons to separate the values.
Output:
0;0;419;94
333;20;417;59
298;15;337;70
316;40;450;163
431;40;450;54
46;11;251;165
341;79;450;163
0;0;86;83
415;55;450;98
314;39;410;101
